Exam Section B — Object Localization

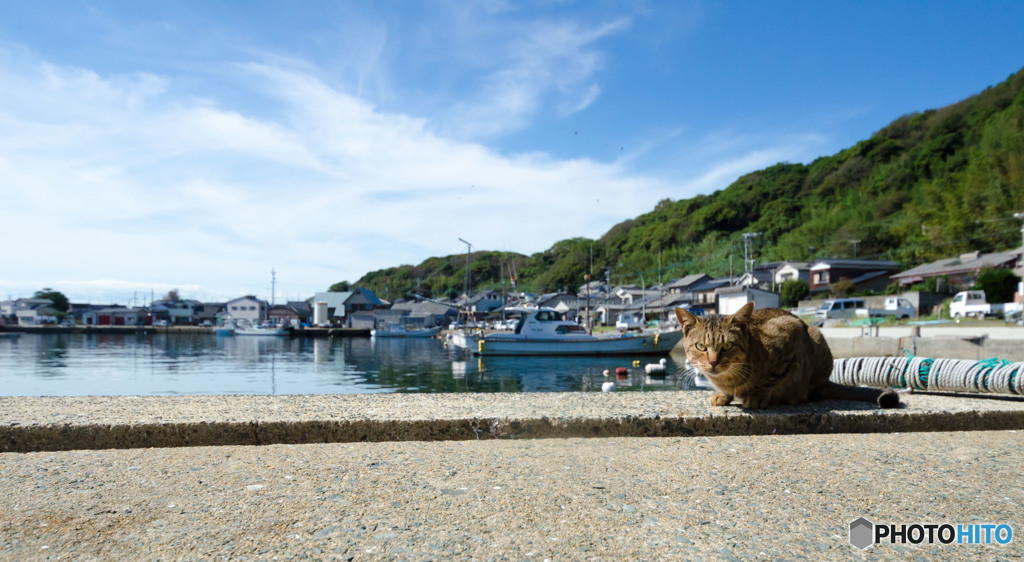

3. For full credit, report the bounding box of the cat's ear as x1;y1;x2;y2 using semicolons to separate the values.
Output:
675;307;698;335
729;302;755;326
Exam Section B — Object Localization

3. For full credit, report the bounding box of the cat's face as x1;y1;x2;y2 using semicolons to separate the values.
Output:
675;305;751;380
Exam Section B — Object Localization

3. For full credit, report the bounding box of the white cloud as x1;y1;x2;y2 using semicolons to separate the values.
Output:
444;18;631;138
0;54;669;303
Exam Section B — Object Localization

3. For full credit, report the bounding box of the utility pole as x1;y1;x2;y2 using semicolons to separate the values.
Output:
1015;211;1024;249
1014;212;1024;302
620;263;646;324
584;273;591;333
742;232;761;274
270;268;277;307
848;240;861;258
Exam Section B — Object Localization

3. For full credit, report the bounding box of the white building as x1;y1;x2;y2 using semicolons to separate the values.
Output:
225;295;268;323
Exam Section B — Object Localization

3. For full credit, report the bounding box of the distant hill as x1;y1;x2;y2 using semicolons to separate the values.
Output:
353;67;1024;299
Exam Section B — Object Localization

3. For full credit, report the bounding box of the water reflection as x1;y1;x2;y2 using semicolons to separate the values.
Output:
0;333;702;397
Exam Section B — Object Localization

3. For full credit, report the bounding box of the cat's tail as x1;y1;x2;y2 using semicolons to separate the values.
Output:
817;381;900;408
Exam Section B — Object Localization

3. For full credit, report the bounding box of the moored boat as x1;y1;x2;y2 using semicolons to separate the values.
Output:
371;323;441;338
447;307;683;356
235;322;289;336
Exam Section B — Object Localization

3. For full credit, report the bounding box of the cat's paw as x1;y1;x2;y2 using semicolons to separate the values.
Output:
877;390;900;408
709;392;733;407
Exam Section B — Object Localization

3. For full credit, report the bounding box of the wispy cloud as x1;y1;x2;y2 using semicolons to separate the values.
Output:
442;17;631;139
0;52;667;302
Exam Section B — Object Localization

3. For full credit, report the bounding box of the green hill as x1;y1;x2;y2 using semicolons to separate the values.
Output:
352;67;1024;298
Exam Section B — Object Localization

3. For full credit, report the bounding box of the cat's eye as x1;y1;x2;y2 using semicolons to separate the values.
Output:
722;342;734;351
694;343;707;351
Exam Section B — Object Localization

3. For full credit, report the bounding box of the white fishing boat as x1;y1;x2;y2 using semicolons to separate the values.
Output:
371;323;441;338
447;307;683;356
235;322;289;336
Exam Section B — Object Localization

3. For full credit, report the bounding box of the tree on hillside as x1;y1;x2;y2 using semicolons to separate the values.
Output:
33;288;69;312
329;281;351;292
780;280;810;308
162;289;180;302
973;267;1021;303
829;279;856;298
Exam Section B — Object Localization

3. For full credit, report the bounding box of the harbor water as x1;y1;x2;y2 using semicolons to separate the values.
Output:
0;333;699;396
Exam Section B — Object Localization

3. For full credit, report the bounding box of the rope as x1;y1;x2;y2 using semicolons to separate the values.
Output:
831;356;1024;395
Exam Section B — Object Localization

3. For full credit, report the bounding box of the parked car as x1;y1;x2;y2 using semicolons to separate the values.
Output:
814;298;866;321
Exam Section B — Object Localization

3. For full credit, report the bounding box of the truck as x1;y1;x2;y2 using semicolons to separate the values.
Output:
948;290;1023;321
615;312;644;332
854;297;917;320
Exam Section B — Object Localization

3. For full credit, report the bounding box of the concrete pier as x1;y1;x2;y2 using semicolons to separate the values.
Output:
3;391;1024;559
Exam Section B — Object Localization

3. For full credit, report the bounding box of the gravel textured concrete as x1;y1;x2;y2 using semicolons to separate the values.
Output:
4;391;1024;452
3;431;1023;560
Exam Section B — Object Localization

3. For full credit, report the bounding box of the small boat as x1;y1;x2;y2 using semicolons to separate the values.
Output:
235;322;289;336
371;323;441;338
214;325;235;337
447;307;683;356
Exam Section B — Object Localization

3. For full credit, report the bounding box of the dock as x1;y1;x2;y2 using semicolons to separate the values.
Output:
2;391;1024;558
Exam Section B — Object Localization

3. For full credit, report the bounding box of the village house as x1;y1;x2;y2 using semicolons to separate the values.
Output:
82;307;147;326
891;248;1022;291
752;261;813;288
194;302;225;326
663;274;711;294
1;298;59;325
716;285;781;314
687;277;732;315
225;295;269;323
381;300;457;328
312;288;385;328
808;259;903;294
269;301;311;325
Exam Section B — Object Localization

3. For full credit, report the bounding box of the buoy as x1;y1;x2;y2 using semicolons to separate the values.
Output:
615;367;628;377
645;358;668;375
632;360;640;367
601;381;616;392
603;369;611;378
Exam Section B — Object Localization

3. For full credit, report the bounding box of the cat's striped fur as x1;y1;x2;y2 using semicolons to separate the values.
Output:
676;303;899;409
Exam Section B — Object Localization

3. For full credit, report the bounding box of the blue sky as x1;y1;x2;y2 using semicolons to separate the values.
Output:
2;1;1023;304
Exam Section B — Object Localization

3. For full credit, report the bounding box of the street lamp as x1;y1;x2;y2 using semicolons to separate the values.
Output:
619;263;646;325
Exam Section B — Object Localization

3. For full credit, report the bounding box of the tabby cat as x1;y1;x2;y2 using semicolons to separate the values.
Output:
676;302;899;409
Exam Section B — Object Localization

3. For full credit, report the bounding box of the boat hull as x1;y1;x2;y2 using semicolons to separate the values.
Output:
235;327;289;336
450;330;683;356
371;326;441;338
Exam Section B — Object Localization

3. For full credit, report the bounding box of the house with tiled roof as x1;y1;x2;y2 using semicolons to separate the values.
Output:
891;248;1022;291
808;259;903;294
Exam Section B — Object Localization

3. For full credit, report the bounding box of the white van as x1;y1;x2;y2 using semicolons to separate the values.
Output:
814;298;866;321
